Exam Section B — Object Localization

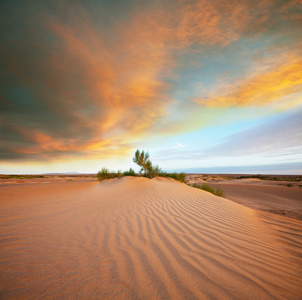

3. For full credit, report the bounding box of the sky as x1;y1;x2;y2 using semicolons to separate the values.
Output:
1;0;302;174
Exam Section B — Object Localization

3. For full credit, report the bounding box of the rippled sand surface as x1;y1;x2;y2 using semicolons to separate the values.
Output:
0;177;301;299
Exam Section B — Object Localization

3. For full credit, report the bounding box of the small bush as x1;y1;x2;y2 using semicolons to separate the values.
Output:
97;168;110;180
97;168;121;181
214;187;225;197
149;164;163;178
192;183;225;197
98;150;186;182
158;172;167;177
133;149;151;176
123;168;136;176
178;172;186;183
165;172;186;182
167;172;178;180
200;183;215;194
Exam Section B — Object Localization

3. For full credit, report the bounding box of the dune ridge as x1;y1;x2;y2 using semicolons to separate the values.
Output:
0;177;301;299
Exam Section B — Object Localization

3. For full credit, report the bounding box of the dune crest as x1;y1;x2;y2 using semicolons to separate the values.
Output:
0;177;301;299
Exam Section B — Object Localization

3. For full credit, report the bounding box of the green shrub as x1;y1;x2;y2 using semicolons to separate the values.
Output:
97;168;110;180
167;172;178;180
165;172;186;182
192;183;225;197
200;183;214;194
178;172;186;183
98;150;186;182
214;187;225;197
123;168;136;176
158;172;167;177
133;149;151;176
97;168;121;181
149;164;163;178
133;149;165;178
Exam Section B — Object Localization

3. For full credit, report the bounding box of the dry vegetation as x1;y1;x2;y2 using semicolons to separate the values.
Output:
97;150;186;183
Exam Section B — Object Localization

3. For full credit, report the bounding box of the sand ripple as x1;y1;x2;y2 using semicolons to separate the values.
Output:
0;177;301;299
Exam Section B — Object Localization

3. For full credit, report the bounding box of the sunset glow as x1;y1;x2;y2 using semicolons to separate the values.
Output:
1;0;302;174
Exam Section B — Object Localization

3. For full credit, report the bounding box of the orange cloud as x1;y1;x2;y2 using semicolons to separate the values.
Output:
12;126;133;161
1;0;301;163
193;55;302;108
279;0;302;21
46;9;173;140
172;0;243;47
161;0;275;47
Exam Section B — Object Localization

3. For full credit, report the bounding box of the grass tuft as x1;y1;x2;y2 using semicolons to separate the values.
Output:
193;183;225;197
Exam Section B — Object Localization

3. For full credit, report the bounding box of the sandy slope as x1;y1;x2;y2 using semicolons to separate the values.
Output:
205;180;302;220
186;175;302;220
0;177;301;299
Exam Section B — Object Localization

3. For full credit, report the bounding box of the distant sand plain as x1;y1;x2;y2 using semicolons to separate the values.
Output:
0;175;301;299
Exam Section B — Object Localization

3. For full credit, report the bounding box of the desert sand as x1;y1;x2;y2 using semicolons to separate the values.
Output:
187;174;302;220
0;176;301;299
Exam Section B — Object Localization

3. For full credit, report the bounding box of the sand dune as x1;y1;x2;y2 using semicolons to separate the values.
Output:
0;177;301;299
202;180;302;220
186;174;302;220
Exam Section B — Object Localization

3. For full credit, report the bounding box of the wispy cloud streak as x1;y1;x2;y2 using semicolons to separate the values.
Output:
193;54;302;107
204;110;302;157
0;0;301;165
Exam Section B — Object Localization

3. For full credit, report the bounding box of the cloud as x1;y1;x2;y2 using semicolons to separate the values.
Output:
193;52;302;108
204;110;302;157
172;0;267;47
152;110;302;167
0;1;174;161
1;0;302;163
171;143;187;149
179;162;302;175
